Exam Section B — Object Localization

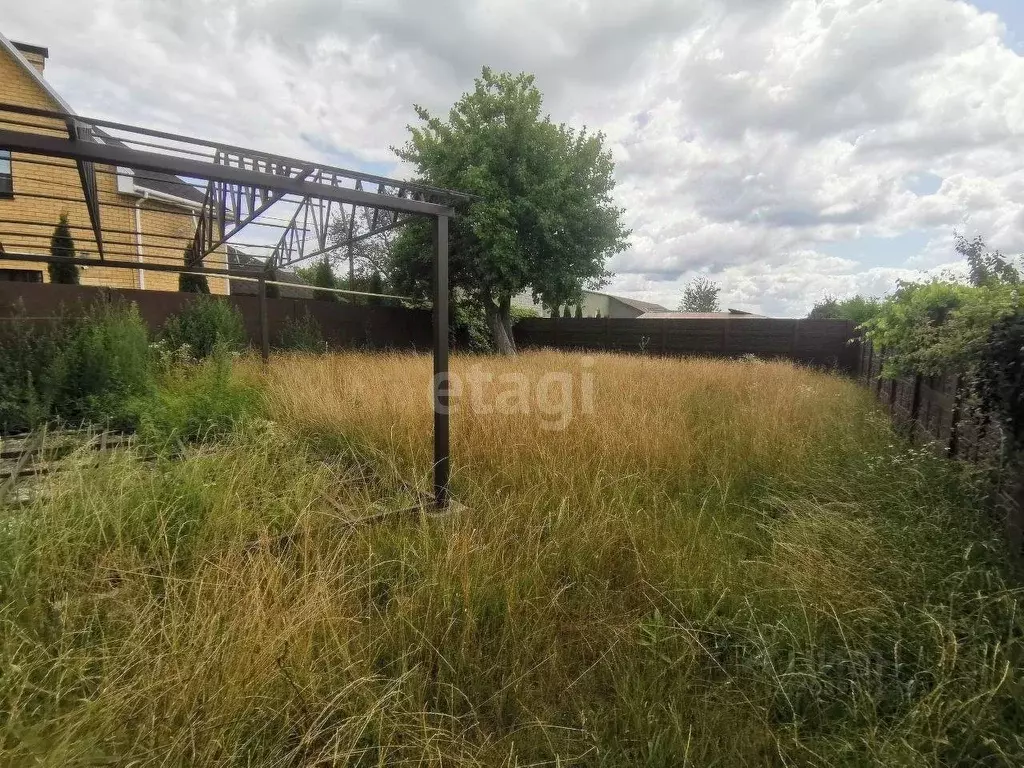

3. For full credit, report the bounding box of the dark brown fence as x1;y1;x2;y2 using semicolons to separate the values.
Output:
0;282;431;351
514;317;859;371
856;343;1023;555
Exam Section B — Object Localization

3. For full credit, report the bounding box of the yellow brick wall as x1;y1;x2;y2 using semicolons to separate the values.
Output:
0;45;229;295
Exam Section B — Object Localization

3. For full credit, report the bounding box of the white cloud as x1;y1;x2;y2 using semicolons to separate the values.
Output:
3;0;1023;315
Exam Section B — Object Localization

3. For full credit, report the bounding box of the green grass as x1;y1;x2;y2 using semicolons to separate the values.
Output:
0;351;1021;766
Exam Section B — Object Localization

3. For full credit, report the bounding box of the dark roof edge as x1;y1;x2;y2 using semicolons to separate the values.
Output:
11;41;49;59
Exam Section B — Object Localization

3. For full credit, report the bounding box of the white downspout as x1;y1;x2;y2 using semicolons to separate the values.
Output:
133;192;149;290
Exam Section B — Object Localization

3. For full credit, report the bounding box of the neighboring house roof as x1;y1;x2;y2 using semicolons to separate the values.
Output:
0;31;202;210
638;310;767;319
609;295;670;313
95;128;205;207
227;248;315;298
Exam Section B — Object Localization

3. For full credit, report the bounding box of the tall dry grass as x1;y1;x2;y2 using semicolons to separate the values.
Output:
1;351;1021;766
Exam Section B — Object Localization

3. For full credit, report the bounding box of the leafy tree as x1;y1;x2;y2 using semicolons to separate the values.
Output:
366;270;385;306
958;233;1021;287
390;67;629;354
862;234;1024;377
562;305;572;319
595;309;602;319
179;242;210;293
808;294;882;325
48;213;80;284
679;276;720;313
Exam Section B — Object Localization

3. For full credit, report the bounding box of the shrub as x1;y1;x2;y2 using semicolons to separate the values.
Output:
56;300;153;428
0;303;65;433
162;296;246;359
275;310;324;353
0;299;152;433
509;305;538;325
47;213;79;284
862;279;1022;377
136;346;263;447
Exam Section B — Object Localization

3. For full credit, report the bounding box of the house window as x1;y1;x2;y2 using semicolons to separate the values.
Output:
0;269;43;283
0;150;11;197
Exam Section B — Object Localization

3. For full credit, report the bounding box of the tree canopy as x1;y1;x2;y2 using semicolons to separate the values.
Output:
678;276;720;313
807;294;881;324
390;67;629;353
861;235;1023;377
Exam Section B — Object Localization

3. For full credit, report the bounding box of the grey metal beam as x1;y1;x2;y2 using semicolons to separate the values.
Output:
0;102;474;204
67;119;104;259
275;218;410;268
2;251;264;279
201;166;316;258
0;127;457;218
433;214;450;509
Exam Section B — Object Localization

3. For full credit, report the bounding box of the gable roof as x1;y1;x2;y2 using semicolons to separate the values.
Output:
0;31;201;208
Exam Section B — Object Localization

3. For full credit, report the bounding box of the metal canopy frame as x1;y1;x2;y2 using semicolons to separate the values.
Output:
0;101;462;508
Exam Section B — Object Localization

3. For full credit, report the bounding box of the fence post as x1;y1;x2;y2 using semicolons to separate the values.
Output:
864;343;873;385
721;319;730;357
258;274;270;363
948;375;963;458
605;316;611;352
908;374;923;442
875;350;885;397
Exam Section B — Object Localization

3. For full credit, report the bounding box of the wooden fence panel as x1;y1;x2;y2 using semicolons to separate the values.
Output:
857;344;1022;558
514;317;858;371
0;282;432;351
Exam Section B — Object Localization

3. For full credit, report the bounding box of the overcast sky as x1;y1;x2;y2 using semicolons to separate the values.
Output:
3;0;1023;315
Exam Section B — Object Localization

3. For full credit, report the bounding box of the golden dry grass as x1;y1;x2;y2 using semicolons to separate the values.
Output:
1;351;1021;766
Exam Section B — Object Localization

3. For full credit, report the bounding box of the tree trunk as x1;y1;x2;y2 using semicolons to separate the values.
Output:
484;294;517;355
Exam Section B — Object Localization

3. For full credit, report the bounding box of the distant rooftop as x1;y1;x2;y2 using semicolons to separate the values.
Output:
638;309;766;319
609;294;670;314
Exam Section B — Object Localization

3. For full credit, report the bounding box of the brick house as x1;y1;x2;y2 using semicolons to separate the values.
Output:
0;32;229;293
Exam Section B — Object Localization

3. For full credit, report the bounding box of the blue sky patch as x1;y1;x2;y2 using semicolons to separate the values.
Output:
821;230;932;268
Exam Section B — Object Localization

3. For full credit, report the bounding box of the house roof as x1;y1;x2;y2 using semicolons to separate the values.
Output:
598;294;669;313
0;32;72;112
0;31;202;208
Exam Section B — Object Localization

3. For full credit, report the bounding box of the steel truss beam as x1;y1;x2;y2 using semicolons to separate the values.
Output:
0;101;460;509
